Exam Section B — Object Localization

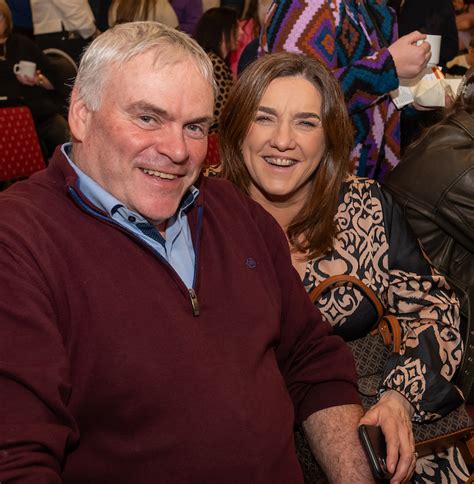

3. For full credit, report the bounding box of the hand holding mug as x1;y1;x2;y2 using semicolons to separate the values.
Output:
388;31;431;79
13;60;37;85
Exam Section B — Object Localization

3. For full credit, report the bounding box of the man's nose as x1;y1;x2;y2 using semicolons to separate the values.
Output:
270;122;296;151
159;127;189;163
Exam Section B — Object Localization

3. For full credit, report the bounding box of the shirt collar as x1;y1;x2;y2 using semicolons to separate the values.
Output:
62;142;199;219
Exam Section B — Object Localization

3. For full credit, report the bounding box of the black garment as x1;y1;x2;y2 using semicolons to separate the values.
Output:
0;34;69;158
237;37;258;75
385;109;474;401
391;0;458;67
388;0;459;151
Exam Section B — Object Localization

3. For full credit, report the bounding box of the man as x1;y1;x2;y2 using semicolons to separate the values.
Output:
0;22;372;482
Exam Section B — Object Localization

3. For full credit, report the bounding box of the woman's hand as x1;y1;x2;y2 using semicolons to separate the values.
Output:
359;390;416;483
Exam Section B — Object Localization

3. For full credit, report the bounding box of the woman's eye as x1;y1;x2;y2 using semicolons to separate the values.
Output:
255;115;273;124
297;120;321;129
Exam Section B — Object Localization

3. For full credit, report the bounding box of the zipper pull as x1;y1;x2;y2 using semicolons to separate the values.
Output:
188;288;200;316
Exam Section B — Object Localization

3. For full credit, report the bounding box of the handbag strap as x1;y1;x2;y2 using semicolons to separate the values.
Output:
308;274;402;353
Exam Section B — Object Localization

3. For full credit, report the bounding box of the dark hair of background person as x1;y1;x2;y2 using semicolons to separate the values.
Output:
114;0;157;24
0;0;13;36
220;52;353;259
193;7;239;59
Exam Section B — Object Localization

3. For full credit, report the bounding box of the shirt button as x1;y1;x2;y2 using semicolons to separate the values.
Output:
128;216;136;222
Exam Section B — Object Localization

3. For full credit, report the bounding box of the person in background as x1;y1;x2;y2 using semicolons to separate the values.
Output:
389;0;459;152
30;0;100;64
6;0;33;38
220;51;466;482
385;67;474;404
229;0;259;77
0;21;373;483
453;0;474;51
194;7;240;131
172;0;202;35
0;0;69;159
88;0;112;32
108;0;178;28
263;0;431;182
447;34;474;74
237;0;271;75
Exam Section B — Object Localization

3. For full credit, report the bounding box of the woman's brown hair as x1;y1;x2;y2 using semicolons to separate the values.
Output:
220;52;353;259
0;0;13;37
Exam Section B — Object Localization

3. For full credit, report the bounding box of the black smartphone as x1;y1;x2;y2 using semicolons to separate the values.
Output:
358;424;392;480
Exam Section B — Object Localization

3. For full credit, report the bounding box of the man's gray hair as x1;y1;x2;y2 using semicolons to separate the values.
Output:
74;21;216;111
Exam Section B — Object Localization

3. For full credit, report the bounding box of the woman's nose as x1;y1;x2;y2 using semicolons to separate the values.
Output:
270;122;296;151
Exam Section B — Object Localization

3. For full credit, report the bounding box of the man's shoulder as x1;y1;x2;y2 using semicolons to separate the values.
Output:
199;176;283;233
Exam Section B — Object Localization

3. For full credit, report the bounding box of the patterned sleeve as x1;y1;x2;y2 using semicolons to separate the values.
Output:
379;187;464;422
264;0;399;114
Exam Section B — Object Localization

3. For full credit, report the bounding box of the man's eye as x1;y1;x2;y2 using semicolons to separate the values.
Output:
139;115;154;124
186;124;207;139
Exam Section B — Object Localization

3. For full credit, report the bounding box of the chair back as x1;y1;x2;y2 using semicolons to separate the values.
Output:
43;48;78;117
0;105;46;182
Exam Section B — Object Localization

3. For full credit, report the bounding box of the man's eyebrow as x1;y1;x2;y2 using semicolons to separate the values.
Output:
186;115;214;126
257;106;321;120
127;102;169;118
126;102;213;125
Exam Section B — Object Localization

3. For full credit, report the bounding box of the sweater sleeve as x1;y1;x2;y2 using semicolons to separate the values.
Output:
0;232;78;481
255;203;361;423
379;187;464;422
264;0;399;114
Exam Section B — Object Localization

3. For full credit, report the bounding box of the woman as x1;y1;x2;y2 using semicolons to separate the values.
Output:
194;7;240;132
108;0;178;28
220;52;467;482
0;0;69;159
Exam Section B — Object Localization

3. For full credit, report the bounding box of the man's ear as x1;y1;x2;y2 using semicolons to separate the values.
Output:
68;88;92;142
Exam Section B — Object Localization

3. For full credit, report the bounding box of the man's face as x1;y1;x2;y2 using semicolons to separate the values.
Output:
69;51;214;228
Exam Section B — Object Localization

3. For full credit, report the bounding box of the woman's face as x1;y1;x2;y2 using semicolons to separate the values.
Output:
241;76;326;206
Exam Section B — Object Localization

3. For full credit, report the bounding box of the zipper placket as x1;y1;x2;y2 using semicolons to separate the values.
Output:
68;186;203;316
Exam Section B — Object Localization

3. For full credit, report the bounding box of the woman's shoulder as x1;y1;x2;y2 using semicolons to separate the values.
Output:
341;175;382;198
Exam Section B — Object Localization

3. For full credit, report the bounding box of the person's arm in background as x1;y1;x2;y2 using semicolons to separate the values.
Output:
264;0;429;114
52;0;99;38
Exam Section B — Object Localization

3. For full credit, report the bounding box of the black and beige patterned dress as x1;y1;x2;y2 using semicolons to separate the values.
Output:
302;176;468;482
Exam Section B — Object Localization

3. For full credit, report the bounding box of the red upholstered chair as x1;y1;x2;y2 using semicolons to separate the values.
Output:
202;132;221;176
0;105;46;182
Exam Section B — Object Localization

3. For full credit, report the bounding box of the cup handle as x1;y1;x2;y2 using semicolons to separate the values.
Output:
13;64;20;74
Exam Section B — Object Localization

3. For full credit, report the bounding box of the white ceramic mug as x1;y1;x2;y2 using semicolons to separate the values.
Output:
417;35;441;67
13;60;37;79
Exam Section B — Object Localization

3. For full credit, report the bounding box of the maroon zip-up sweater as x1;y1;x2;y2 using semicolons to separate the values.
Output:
0;149;359;483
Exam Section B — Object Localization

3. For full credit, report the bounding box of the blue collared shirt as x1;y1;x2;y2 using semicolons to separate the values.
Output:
62;143;198;288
